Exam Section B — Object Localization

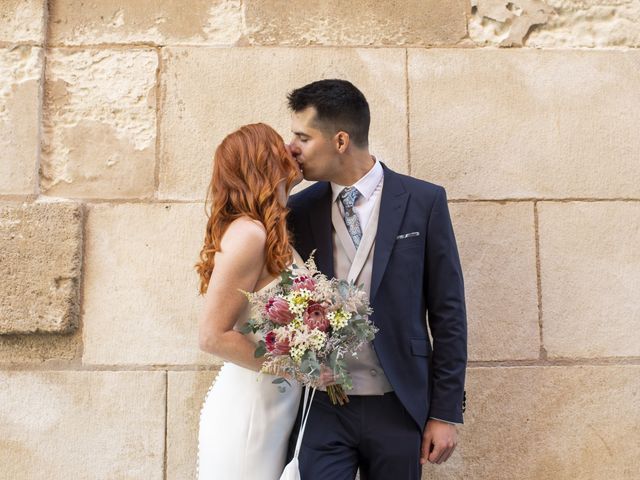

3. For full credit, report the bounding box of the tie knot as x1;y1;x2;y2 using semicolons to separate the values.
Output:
339;187;361;210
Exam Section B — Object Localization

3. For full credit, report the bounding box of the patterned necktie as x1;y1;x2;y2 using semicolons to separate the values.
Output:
339;186;363;248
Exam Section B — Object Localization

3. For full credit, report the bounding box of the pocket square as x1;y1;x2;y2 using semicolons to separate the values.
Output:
396;232;420;240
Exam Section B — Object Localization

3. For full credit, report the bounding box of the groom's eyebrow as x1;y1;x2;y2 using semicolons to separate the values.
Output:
292;131;310;138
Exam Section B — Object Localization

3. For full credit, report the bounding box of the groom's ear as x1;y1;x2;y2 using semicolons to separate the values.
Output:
334;131;350;153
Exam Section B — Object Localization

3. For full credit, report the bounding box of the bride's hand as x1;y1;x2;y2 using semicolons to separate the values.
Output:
262;363;293;381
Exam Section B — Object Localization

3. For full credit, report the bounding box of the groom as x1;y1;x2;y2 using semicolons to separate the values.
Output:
286;79;467;480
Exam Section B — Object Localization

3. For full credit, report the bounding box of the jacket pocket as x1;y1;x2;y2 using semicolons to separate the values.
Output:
394;236;422;251
410;337;432;357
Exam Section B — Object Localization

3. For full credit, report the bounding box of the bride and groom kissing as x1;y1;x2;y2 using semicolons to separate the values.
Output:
195;79;467;480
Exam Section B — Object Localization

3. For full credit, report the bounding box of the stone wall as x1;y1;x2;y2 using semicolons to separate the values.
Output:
1;1;638;478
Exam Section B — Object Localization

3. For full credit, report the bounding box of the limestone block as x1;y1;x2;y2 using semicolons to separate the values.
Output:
529;0;640;48
0;46;41;195
450;202;539;361
243;0;468;46
167;370;219;480
0;0;45;44
0;371;165;479
82;202;218;365
159;47;407;200
538;202;640;358
0;201;83;334
409;49;640;200
49;0;242;46
41;48;157;199
0;331;81;364
422;366;640;479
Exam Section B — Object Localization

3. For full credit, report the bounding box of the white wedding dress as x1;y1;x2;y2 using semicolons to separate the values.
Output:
197;249;305;480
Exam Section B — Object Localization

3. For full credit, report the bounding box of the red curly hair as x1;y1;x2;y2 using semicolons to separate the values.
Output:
195;123;300;295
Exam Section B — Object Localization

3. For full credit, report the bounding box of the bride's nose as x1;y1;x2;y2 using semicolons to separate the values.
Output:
288;142;301;156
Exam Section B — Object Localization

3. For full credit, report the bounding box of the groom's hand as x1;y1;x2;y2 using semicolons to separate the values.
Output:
316;365;336;387
421;419;458;465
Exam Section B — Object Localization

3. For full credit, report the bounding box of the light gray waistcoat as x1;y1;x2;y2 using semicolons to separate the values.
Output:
330;189;393;395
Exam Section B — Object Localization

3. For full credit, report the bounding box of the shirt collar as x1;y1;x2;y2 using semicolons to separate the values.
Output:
331;156;384;203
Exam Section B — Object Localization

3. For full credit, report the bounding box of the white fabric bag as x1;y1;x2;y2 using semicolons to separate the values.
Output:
279;386;316;480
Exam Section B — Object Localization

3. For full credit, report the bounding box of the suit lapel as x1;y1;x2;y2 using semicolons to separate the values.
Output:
370;165;409;302
307;182;335;279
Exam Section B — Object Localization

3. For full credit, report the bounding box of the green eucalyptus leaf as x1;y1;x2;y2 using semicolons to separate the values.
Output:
329;350;339;370
280;269;294;286
254;341;267;358
299;350;320;375
337;281;350;298
238;322;253;335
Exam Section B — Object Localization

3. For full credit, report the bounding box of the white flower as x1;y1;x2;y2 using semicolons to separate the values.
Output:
286;290;311;316
328;309;351;330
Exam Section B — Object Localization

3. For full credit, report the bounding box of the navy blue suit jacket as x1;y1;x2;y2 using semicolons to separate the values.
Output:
287;163;467;427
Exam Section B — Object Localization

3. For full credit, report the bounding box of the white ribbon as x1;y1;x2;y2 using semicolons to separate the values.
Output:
279;386;317;480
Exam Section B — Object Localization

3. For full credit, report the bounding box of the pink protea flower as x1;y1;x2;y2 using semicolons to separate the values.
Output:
265;297;294;325
265;331;291;355
303;303;330;332
291;275;317;292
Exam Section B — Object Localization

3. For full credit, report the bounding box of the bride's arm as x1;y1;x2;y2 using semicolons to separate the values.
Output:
198;218;268;372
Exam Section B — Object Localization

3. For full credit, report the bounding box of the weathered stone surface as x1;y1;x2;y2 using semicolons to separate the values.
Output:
409;50;640;200
48;0;470;47
0;46;41;195
469;0;556;47
0;330;81;364
450;202;539;361
244;0;468;46
82;203;218;365
422;366;640;479
49;0;242;46
167;370;219;480
41;48;157;199
0;371;165;479
470;1;640;48
0;0;45;44
0;201;83;334
159;47;407;200
538;202;640;358
529;0;640;48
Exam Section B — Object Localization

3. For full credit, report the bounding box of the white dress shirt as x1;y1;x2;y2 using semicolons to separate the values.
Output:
330;156;384;228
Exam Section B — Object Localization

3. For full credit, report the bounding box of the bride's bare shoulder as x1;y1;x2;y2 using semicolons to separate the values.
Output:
220;217;267;252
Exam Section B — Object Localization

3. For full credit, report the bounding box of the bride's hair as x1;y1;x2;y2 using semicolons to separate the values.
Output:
195;123;299;295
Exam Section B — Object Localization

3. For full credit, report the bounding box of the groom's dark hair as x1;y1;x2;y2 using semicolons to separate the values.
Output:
287;79;370;148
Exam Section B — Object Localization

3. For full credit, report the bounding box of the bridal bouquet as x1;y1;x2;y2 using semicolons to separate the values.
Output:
240;252;377;405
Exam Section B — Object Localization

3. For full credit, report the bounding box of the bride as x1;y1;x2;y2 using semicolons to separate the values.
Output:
194;123;306;479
